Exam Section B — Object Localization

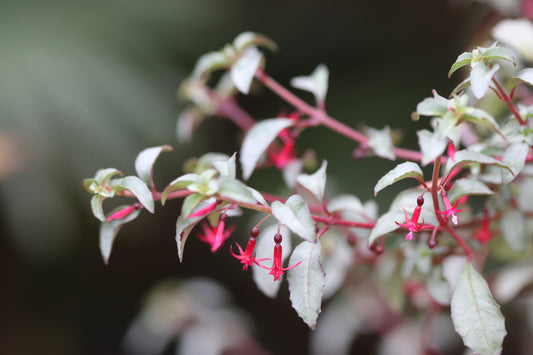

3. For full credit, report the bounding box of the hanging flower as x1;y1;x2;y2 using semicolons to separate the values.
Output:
259;233;302;281
197;214;235;252
396;195;433;240
437;191;465;225
107;204;140;222
474;212;495;244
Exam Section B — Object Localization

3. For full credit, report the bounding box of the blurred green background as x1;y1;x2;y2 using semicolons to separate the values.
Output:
0;0;498;354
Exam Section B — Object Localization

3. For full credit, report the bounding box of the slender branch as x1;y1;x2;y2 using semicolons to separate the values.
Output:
430;156;474;259
216;97;256;130
256;69;429;163
492;78;527;125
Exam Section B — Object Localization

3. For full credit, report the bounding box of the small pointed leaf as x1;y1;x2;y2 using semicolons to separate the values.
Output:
417;129;447;166
233;31;277;52
449;52;473;77
367;126;395;160
217;175;256;204
161;173;201;205
290;64;329;105
501;210;526;251
135;145;173;185
447;178;493;203
287;241;325;329
175;193;204;262
451;262;506;355
500;142;529;184
211;152;236;178
445;150;512;176
192;51;230;81
508;68;533;90
272;195;316;242
374;162;424;196
114;176;155;213
240;118;294;180
230;46;262;94
296;160;328;203
470;62;500;99
91;195;107;222
414;92;448;118
368;210;405;246
99;207;141;264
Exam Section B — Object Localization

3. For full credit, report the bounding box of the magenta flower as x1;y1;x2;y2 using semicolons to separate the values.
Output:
188;199;221;218
395;196;432;240
437;191;465;225
259;233;302;281
268;129;297;169
197;214;235;252
474;214;494;244
230;236;269;270
107;204;138;222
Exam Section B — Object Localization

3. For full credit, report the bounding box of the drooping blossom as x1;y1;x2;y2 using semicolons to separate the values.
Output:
395;195;433;240
230;227;269;271
259;233;302;281
437;191;465;225
268;129;297;169
107;204;139;222
188;199;222;218
474;211;495;244
197;214;235;252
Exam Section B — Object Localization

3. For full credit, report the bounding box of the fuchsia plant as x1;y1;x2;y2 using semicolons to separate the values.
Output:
84;28;533;354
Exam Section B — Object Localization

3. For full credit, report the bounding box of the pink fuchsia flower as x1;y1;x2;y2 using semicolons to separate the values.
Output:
437;191;465;225
187;199;222;218
259;233;302;281
197;214;235;252
230;228;271;271
447;140;456;162
107;204;139;222
268;129;297;169
474;212;495;244
395;196;433;240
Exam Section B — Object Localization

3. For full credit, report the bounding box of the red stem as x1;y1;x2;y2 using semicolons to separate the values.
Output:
492;78;527;125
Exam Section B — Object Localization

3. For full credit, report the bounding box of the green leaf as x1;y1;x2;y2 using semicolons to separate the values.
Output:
287;241;325;329
84;168;122;195
413;91;448;118
462;107;503;137
319;229;353;299
161;173;201;205
175;193;204;262
191;51;230;81
91;195;107;222
448;52;473;77
290;64;329;105
445;150;512;176
482;46;515;64
95;168;123;185
508;68;533;90
368;210;405;246
176;107;204;143
233;31;277;53
240;118;294;180
451;262;506;355
114;176;155;213
135;145;173;185
99;207;141;264
296;160;328;203
501;210;526;251
211;152;236;178
447;178;494;203
470;62;500;99
367;126;395;160
272;195;316;242
230;46;262;94
500;142;529;183
492;262;533;303
417;129;447;166
374;162;424;196
327;194;363;213
217;175;257;204
247;186;269;206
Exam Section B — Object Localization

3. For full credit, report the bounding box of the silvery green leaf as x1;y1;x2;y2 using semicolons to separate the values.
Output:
211;152;236;178
176;108;204;143
114;176;154;213
240;118;294;180
161;173;201;205
272;195;316;242
413;91;448;119
135;145;173;185
447;178;494;203
470;62;500;99
500;142;529;183
320;229;353;299
417;129;447;166
290;64;329;105
175;193;205;262
296;160;328;203
492;262;533;303
448;52;473;77
367;126;395;160
374;162;424;196
287;241;325;329
445;149;512;176
282;159;304;189
501;210;526;251
233;31;277;53
509;68;533;90
217;175;256;204
368;210;405;246
99;207;141;265
451;262;506;355
95;167;123;185
91;195;107;222
191;51;230;81
230;46;262;94
327;194;364;213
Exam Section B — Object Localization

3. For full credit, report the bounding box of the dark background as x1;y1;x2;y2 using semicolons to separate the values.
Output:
0;1;509;354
